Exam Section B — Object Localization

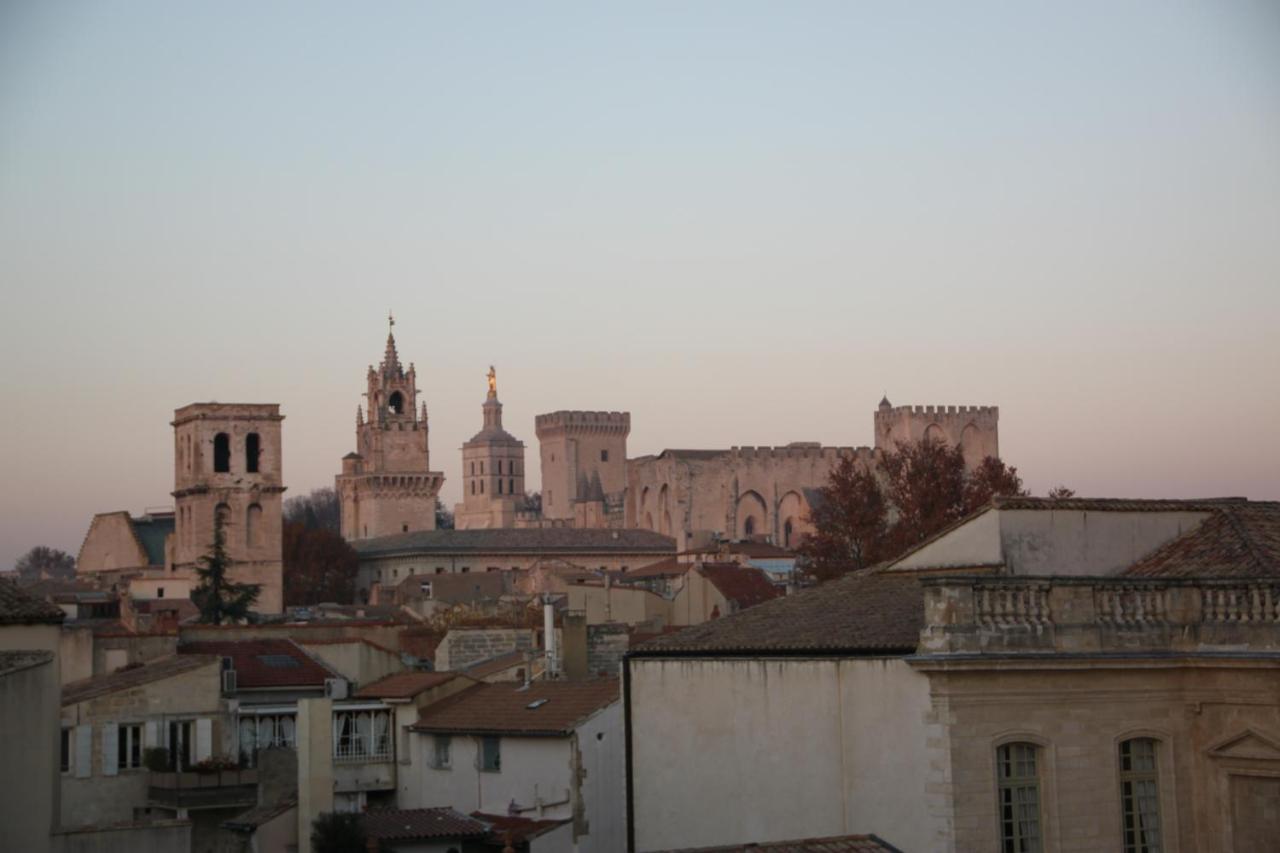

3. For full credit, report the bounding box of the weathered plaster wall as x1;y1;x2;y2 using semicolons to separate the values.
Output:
77;513;149;573
997;509;1212;576
1;654;60;852
628;657;937;852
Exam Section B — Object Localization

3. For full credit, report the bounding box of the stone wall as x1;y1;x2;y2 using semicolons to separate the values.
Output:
586;624;629;678
435;628;535;672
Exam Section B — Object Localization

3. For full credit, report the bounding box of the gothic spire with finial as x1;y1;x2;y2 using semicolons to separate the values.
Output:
381;311;401;373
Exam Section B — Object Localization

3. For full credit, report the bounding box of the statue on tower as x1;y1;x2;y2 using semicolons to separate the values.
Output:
487;365;497;397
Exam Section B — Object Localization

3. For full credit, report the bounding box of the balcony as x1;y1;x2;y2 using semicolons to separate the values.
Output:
915;576;1280;658
148;769;259;810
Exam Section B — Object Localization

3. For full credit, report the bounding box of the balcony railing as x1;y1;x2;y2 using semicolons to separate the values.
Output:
148;769;259;810
917;576;1280;657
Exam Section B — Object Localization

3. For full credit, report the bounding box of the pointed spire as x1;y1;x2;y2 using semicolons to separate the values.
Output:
420;401;428;422
356;405;364;427
382;313;401;373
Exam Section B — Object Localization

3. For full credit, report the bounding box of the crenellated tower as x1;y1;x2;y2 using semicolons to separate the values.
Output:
536;410;630;525
873;397;999;468
336;317;444;540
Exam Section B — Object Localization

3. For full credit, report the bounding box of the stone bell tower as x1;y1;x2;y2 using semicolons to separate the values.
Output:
172;402;285;613
336;316;445;540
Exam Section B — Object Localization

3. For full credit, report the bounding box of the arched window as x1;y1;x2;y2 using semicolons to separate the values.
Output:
245;433;260;473
246;504;263;547
213;433;231;473
996;742;1042;853
388;392;404;415
1119;738;1163;853
480;480;484;494
470;462;475;476
471;481;476;495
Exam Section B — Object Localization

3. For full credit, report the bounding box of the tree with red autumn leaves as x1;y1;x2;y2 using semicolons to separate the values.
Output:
799;436;1030;581
282;523;359;606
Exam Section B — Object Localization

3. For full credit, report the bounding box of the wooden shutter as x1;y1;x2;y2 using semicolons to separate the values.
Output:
195;718;213;762
102;723;119;776
74;725;92;779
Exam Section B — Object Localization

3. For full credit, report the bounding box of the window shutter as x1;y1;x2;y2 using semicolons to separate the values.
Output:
195;718;213;762
144;721;159;750
75;725;92;779
102;724;119;777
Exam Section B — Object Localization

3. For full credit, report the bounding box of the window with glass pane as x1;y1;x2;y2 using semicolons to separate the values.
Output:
117;723;143;770
1120;738;1163;853
433;735;451;769
997;742;1042;853
480;736;501;772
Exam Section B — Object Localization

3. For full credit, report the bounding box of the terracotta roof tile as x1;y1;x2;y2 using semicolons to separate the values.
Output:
412;679;619;736
1122;503;1280;578
351;528;675;557
655;834;902;852
0;578;66;625
635;572;922;655
619;558;692;580
178;638;333;688
354;670;462;699
992;496;1252;513
472;812;571;843
463;650;528;679
363;807;488;841
62;654;219;705
698;564;783;609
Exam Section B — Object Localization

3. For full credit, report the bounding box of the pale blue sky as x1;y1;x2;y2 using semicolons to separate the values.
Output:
1;1;1278;567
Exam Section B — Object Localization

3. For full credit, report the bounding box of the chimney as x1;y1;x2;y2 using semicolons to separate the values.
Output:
543;594;559;678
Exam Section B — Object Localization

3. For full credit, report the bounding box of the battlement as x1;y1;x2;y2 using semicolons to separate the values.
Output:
729;445;875;461
876;404;998;419
535;410;631;436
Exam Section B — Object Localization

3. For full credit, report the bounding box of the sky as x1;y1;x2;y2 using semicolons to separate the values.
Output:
1;1;1278;568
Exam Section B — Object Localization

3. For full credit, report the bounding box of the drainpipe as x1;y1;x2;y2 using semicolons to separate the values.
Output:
544;594;558;678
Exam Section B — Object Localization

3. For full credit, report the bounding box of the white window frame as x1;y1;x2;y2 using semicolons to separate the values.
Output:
478;735;501;773
118;723;144;771
431;734;452;770
332;708;393;763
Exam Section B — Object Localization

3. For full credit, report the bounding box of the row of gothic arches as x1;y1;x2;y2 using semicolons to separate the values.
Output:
636;484;809;547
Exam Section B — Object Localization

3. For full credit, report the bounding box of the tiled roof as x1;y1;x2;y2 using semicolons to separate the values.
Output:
132;515;175;566
655;834;902;852
398;628;444;661
0;578;66;625
1122;503;1280;578
682;542;795;559
992;496;1250;513
363;807;488;841
296;636;399;655
0;650;54;677
634;572;923;655
354;670;461;699
412;679;620;736
352;528;676;557
619;558;692;580
63;654;219;705
178;638;333;688
698;564;784;609
472;812;571;843
463;650;528;679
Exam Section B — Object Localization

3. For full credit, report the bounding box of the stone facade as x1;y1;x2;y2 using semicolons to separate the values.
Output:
171;402;285;614
628;398;999;550
337;322;444;541
434;627;535;672
454;369;528;530
536;411;630;525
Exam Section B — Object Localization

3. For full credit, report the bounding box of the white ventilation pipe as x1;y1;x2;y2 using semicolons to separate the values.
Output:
543;594;558;678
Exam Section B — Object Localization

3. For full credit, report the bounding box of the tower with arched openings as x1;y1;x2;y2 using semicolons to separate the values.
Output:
171;402;285;613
